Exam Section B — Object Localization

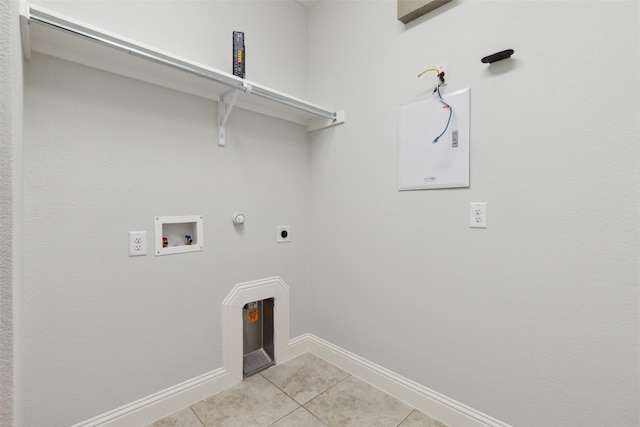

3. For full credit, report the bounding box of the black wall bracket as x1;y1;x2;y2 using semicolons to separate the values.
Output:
481;49;514;64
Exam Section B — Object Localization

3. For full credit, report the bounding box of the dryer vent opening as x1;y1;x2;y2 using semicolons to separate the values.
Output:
243;298;274;377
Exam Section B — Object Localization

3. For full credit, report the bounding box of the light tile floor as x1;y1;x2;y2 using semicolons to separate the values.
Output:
147;353;449;427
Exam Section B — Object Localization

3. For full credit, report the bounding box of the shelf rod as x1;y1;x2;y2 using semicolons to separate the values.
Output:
28;9;337;122
28;13;244;89
250;90;335;120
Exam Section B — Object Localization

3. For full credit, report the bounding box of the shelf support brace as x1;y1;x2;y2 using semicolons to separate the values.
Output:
218;82;252;147
219;89;239;147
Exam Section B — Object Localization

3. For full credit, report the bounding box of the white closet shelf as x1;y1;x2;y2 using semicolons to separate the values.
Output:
19;4;345;145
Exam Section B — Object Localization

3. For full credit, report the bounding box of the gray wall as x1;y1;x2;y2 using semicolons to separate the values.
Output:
307;1;639;426
0;1;23;426
13;1;640;426
22;2;311;426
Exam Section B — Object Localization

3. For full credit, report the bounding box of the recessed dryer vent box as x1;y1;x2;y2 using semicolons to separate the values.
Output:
154;215;204;256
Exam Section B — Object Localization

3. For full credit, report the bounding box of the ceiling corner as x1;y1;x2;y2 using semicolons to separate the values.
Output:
295;0;321;9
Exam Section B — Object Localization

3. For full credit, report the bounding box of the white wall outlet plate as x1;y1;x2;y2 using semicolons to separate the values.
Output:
469;202;487;228
277;225;291;243
129;231;147;256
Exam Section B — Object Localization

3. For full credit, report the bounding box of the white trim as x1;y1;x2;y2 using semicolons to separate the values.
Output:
72;276;292;427
301;334;511;427
70;332;509;427
221;276;290;381
71;284;509;427
70;368;237;427
280;333;310;362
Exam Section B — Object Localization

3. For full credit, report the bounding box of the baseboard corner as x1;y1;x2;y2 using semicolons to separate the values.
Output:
291;333;510;427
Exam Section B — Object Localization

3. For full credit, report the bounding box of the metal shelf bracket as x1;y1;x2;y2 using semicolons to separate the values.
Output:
218;82;252;147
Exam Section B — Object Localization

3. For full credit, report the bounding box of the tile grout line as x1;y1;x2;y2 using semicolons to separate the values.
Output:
261;354;353;406
304;371;353;405
259;353;355;425
257;370;307;427
303;374;423;427
301;372;353;420
188;405;206;427
397;408;417;427
306;407;329;426
259;370;290;396
259;354;351;426
265;405;302;427
154;352;436;427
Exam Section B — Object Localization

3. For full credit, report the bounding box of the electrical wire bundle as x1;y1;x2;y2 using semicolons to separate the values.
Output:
417;67;452;143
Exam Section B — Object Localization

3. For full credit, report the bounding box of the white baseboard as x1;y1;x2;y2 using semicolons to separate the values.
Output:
296;333;511;427
71;368;238;427
72;333;509;427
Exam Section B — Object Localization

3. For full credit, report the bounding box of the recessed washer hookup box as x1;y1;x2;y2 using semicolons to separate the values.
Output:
233;31;245;78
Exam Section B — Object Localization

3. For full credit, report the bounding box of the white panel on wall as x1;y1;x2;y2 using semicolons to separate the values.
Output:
398;88;470;190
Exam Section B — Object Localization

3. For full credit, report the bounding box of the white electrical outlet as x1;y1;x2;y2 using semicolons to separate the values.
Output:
277;226;291;243
469;202;487;228
129;231;147;256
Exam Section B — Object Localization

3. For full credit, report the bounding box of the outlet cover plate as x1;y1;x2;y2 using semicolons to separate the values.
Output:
277;225;291;243
129;231;147;256
469;202;487;228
